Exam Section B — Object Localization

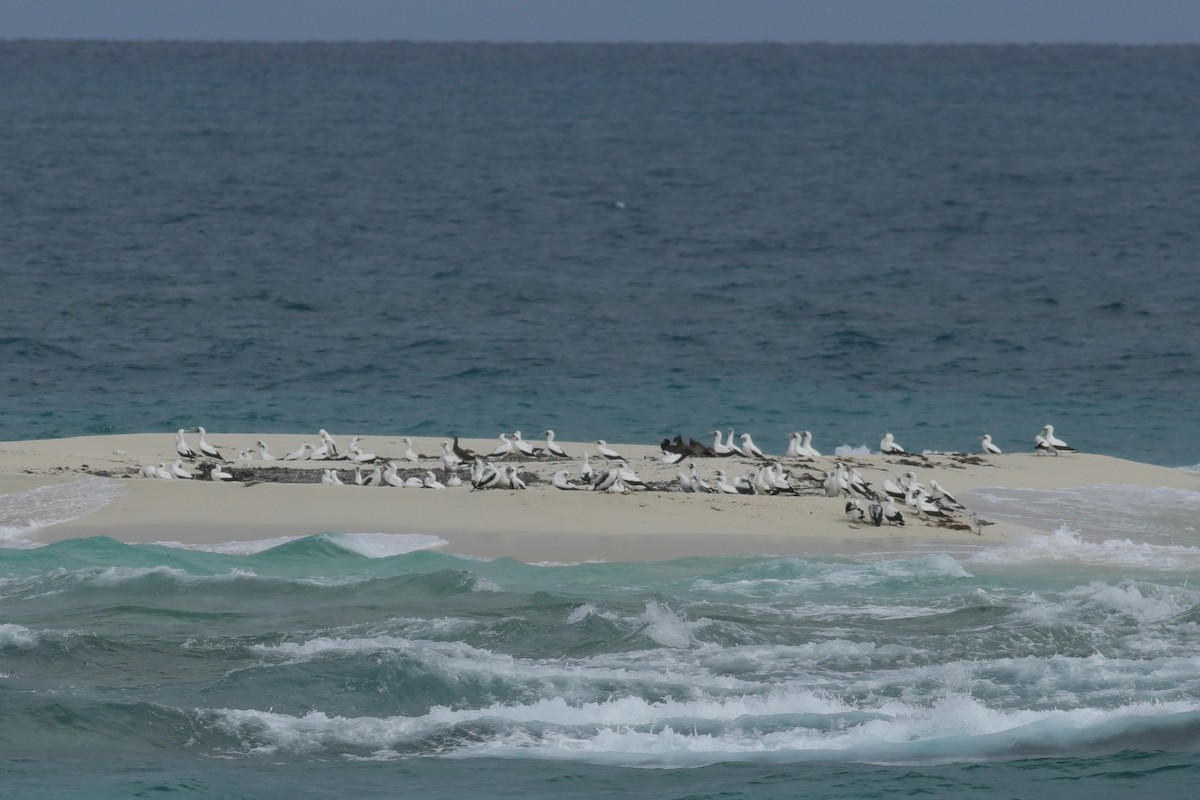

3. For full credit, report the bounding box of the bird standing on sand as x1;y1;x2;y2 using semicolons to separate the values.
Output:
256;440;277;460
596;440;623;460
544;430;569;459
1040;424;1076;451
176;429;197;460
740;433;766;460
195;427;226;461
980;434;1002;455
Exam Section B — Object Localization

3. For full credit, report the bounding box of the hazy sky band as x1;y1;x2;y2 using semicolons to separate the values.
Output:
6;0;1200;44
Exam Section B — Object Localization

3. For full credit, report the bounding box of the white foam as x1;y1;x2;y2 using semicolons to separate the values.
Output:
965;484;1200;545
834;444;872;457
0;623;40;649
207;690;1200;768
154;535;306;555
0;477;126;544
971;524;1200;570
326;532;448;558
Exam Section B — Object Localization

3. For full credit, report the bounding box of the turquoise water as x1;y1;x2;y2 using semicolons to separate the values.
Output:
3;41;1200;797
4;524;1200;798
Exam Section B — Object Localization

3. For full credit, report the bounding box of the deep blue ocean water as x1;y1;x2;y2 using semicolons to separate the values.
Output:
3;42;1200;798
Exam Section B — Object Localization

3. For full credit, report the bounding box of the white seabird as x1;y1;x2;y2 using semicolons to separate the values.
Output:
786;432;802;458
282;443;312;461
347;438;377;463
676;465;696;493
489;433;515;459
175;429;197;460
661;448;686;465
423;471;446;490
740;433;766;460
309;441;331;460
138;464;157;478
445;468;463;488
170;458;193;479
210;464;235;482
1040;424;1075;451
383;461;407;488
256;440;277;460
981;434;1002;455
441;440;463;471
320;469;340;486
710;430;737;457
508;465;527;490
690;462;714;493
799;431;821;460
880;432;906;455
513;430;538;458
153;462;173;480
929;479;964;510
364;463;383;486
318;429;339;458
714;469;741;495
579;451;595;483
552;469;580;490
194;427;226;461
238;448;254;461
543;429;569;459
402;438;421;463
883;497;905;526
845;499;866;524
725;428;746;457
1034;434;1056;456
596;440;623;460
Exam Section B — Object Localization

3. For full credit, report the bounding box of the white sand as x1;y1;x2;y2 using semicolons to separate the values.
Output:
2;432;1196;561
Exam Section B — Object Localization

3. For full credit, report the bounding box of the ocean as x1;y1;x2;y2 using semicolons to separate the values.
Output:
2;42;1200;797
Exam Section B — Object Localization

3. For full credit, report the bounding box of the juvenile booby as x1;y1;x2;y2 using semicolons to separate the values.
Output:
543;430;569;459
845;499;866;523
980;434;1002;455
740;433;766;460
452;437;477;462
170;458;193;479
194;427;226;461
320;469;341;486
1040;425;1075;451
508;466;527;490
596;440;623;460
880;432;906;455
153;462;173;480
445;468;463;488
256;440;277;461
868;494;884;527
175;429;197;460
1034;434;1058;456
579;451;595;483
